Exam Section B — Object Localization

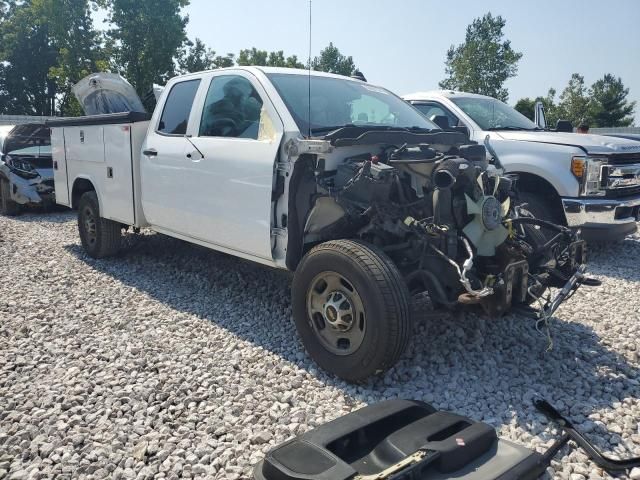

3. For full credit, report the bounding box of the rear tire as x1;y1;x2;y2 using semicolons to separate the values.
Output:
0;178;20;216
78;191;121;258
292;239;412;382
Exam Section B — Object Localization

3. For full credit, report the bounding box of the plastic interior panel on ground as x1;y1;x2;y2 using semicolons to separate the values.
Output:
254;400;548;480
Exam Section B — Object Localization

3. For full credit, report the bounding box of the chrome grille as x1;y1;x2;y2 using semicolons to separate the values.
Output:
608;153;640;165
602;161;640;198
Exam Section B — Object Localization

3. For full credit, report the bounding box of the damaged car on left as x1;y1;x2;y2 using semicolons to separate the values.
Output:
0;123;55;216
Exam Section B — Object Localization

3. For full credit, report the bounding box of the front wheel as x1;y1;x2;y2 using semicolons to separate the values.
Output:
78;191;122;258
292;240;412;382
518;191;564;240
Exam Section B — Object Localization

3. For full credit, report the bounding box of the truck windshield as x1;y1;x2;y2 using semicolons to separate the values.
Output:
3;124;51;156
266;73;438;136
450;97;539;131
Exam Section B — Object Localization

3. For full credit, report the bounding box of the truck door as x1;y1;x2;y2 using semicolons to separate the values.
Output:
140;78;202;235
183;72;283;261
141;72;283;261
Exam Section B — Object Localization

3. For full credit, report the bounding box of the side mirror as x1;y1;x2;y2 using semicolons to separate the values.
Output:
534;101;547;129
556;120;573;133
431;115;450;130
452;125;470;139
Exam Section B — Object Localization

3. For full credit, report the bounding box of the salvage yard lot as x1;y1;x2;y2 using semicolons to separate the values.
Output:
1;211;639;480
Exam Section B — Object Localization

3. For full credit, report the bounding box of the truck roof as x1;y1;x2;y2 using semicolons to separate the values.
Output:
403;90;491;101
173;66;365;83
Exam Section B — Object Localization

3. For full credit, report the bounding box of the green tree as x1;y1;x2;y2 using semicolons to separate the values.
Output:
0;0;104;116
237;47;268;66
514;88;561;127
212;53;235;69
513;98;535;120
589;74;635;127
178;38;215;73
266;51;305;69
237;48;304;68
439;13;522;102
311;42;357;76
45;0;106;115
556;73;592;127
0;1;58;115
99;0;189;100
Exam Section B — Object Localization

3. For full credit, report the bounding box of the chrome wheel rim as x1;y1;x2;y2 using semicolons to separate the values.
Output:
306;271;366;356
82;206;97;247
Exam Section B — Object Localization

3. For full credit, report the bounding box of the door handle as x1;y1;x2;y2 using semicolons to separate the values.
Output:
143;149;158;157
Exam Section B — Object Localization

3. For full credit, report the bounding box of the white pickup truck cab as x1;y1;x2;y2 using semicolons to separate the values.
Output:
48;69;589;381
403;91;640;242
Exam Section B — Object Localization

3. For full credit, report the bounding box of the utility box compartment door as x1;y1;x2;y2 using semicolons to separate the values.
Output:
102;124;135;224
50;127;70;206
64;126;105;164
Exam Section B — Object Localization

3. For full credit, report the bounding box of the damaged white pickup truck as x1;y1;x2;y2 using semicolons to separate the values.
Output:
49;68;591;381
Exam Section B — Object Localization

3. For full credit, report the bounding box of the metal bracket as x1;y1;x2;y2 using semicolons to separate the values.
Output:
285;138;333;158
354;450;437;480
276;162;291;174
270;227;287;238
535;398;640;472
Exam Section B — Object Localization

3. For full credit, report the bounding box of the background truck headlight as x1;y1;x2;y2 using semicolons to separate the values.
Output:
571;156;605;196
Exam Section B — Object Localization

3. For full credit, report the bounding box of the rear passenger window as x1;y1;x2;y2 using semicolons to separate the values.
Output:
157;79;201;135
200;75;272;140
414;103;458;128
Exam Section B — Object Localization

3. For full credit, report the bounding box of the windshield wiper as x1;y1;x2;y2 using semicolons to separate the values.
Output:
405;126;434;132
311;124;434;135
310;124;356;134
486;126;534;131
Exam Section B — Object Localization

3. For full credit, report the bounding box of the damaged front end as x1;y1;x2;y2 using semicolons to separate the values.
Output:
298;127;589;318
0;123;54;213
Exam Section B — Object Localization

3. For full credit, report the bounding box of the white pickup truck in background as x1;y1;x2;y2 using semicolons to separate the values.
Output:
404;91;640;242
48;68;589;381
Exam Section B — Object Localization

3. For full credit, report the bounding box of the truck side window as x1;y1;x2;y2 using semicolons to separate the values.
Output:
199;75;271;140
157;79;201;135
413;103;458;128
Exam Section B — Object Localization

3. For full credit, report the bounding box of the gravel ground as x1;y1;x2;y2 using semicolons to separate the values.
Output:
0;210;639;480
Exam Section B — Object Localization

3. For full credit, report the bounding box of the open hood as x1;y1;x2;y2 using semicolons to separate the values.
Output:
493;130;640;155
73;73;146;116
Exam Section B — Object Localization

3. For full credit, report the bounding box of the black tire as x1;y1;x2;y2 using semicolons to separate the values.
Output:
518;191;564;239
78;191;121;258
292;239;412;382
0;177;20;216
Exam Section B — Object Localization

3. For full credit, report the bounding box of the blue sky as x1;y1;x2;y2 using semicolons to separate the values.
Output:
98;0;640;123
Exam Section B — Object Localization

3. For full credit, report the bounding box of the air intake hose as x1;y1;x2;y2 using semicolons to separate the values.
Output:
432;159;469;225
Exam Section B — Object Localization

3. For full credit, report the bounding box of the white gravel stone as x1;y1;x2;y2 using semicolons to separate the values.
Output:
0;211;639;480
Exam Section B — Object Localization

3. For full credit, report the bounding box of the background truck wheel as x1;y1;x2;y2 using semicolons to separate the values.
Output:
518;191;564;239
0;178;20;216
78;191;122;258
292;239;412;382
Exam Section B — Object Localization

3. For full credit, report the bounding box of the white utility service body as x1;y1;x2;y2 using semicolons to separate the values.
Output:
51;114;150;224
